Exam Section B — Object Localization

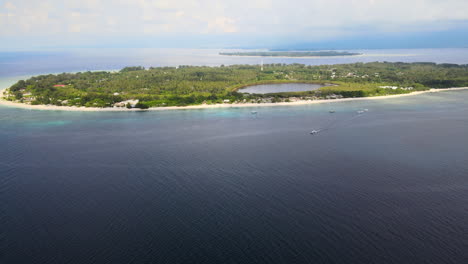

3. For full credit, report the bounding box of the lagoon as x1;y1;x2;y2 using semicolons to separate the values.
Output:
239;83;326;94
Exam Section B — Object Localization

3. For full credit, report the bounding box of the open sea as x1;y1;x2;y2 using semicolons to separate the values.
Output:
1;48;468;264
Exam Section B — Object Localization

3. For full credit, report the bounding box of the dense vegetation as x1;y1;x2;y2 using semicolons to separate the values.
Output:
5;62;468;108
219;51;361;57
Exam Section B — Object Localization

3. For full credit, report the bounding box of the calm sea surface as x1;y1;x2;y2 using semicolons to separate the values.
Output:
2;49;468;264
2;48;468;78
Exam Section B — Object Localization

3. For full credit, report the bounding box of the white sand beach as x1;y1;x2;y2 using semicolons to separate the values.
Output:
1;87;467;112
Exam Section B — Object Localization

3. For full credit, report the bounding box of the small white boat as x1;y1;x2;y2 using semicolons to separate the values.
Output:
310;130;319;135
363;109;369;112
357;110;365;114
251;111;257;114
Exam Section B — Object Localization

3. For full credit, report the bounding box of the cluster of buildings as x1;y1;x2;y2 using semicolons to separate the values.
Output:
7;89;36;104
219;95;341;104
325;94;344;99
379;86;414;90
114;99;139;108
330;71;380;79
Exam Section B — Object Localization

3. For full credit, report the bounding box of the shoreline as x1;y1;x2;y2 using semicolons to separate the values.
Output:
1;87;468;112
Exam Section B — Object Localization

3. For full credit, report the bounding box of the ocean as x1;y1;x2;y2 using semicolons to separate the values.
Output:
2;48;468;78
2;48;468;263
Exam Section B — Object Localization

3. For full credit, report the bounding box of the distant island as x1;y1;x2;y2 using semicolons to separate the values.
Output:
2;62;468;110
219;51;362;57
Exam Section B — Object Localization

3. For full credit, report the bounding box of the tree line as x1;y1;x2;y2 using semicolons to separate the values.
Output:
7;62;468;108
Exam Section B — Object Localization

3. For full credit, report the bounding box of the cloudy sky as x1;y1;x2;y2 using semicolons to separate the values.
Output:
1;0;468;50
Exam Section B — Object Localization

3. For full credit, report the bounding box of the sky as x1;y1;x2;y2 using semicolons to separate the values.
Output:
1;0;468;50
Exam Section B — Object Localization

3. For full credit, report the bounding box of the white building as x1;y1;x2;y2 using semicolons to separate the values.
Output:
114;99;139;108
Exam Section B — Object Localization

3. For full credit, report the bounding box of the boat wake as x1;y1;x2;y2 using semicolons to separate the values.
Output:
311;109;369;135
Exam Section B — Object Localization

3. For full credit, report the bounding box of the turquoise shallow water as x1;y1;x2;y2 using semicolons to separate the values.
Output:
2;90;468;263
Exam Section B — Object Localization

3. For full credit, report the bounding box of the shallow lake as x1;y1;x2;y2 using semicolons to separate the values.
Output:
239;83;326;94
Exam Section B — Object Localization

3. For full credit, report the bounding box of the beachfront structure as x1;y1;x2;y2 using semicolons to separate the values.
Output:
380;86;399;89
380;86;414;90
114;99;139;108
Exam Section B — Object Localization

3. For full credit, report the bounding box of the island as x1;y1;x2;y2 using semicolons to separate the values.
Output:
2;62;468;110
219;51;362;57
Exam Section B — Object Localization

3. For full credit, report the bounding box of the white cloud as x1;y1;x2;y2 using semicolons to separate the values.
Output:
206;17;238;33
1;0;468;40
4;2;16;10
69;24;81;33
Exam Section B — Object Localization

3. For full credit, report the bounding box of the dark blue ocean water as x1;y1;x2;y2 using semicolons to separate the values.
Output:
2;48;468;263
2;90;468;264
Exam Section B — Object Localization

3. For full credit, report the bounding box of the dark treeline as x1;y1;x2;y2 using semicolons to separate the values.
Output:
7;62;468;108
